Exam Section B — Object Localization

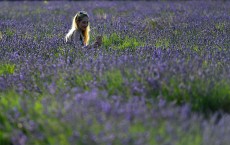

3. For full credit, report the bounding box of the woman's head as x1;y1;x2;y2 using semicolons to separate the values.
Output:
66;11;90;45
73;11;89;31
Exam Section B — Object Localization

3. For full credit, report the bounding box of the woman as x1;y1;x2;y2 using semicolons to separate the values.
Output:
65;11;102;48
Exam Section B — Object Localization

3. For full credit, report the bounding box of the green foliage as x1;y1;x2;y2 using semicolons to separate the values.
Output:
103;69;124;95
215;22;225;31
144;18;163;31
161;77;230;113
0;63;15;76
0;91;20;145
192;45;199;52
0;90;73;145
155;38;170;49
89;119;104;135
103;33;120;48
196;80;230;113
173;29;182;36
39;119;71;145
0;131;12;145
103;33;144;50
0;31;2;40
34;99;43;115
176;125;202;145
148;122;202;145
93;7;114;19
177;135;202;145
171;29;183;45
129;122;146;134
93;8;106;16
0;91;20;109
5;28;14;37
56;46;65;57
74;71;93;90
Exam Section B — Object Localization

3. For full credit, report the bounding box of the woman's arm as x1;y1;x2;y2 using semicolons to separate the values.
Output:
82;43;95;49
73;31;84;47
84;36;102;49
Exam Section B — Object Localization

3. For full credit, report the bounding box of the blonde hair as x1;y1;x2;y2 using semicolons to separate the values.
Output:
65;11;90;46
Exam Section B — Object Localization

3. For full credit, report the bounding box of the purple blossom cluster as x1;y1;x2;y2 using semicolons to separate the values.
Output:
0;1;230;145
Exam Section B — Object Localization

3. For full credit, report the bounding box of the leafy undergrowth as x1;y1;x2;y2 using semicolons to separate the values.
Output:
0;89;204;145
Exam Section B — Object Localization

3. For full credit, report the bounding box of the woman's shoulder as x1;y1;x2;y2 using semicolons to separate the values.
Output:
72;29;84;46
73;29;81;36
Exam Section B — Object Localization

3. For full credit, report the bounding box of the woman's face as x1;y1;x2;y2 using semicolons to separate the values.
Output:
77;16;89;31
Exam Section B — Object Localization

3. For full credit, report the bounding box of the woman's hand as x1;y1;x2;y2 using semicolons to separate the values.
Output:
84;36;102;49
96;36;102;46
93;42;100;48
93;36;102;48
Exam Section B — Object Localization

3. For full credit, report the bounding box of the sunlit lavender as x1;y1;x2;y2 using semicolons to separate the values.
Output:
0;1;230;145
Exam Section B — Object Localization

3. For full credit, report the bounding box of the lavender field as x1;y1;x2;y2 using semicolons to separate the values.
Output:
0;1;230;145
